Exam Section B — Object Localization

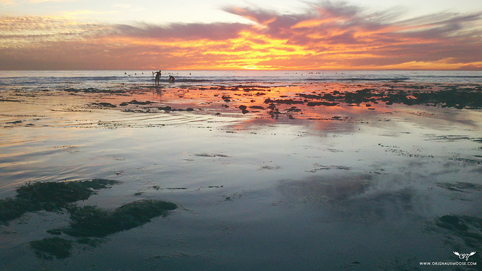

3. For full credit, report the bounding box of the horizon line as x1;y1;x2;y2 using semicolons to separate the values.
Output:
1;68;482;71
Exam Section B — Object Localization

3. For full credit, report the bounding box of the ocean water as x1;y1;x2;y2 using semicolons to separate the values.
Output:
1;70;482;90
1;70;482;270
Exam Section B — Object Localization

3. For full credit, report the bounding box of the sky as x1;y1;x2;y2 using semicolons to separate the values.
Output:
1;0;482;70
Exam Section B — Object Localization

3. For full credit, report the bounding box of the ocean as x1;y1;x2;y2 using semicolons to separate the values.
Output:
1;70;482;91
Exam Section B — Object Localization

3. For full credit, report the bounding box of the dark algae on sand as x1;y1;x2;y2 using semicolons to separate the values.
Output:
0;179;120;224
30;237;74;260
0;180;177;260
62;200;177;238
295;84;482;109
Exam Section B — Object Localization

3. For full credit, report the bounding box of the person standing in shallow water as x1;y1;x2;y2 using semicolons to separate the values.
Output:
169;75;175;83
154;70;161;86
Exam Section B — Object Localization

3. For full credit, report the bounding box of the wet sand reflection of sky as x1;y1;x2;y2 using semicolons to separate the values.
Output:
0;82;481;270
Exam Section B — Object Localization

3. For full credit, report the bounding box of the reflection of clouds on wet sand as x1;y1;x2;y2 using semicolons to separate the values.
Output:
278;174;373;203
428;215;482;251
275;159;482;260
277;173;425;222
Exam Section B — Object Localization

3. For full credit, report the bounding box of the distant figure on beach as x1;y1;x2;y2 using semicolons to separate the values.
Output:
169;75;175;83
154;70;161;86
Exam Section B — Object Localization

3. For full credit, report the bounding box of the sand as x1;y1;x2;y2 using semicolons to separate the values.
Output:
1;82;481;270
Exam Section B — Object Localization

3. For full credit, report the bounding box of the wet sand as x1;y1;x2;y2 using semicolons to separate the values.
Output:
1;82;482;270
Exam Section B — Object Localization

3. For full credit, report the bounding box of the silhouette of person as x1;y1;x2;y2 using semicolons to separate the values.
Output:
154;70;161;86
169;75;175;83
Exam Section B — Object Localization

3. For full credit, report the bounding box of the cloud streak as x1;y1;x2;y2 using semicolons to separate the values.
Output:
1;1;482;70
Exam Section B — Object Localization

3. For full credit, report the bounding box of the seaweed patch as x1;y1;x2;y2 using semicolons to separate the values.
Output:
61;200;177;238
0;179;120;225
1;180;178;260
29;200;177;260
30;237;73;260
426;215;482;250
90;102;117;108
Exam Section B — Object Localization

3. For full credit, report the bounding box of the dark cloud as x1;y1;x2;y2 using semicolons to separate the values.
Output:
328;30;357;44
114;22;248;41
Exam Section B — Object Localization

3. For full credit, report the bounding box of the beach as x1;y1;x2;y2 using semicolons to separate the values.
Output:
1;71;482;270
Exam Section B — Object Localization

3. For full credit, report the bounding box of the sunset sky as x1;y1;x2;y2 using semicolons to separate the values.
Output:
1;0;482;70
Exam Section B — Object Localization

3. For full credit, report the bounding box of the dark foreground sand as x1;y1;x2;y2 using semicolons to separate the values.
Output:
1;82;481;270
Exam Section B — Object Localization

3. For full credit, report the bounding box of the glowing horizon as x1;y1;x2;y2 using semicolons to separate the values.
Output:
1;1;482;70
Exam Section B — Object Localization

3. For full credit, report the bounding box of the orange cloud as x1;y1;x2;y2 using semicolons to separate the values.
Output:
1;1;482;70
